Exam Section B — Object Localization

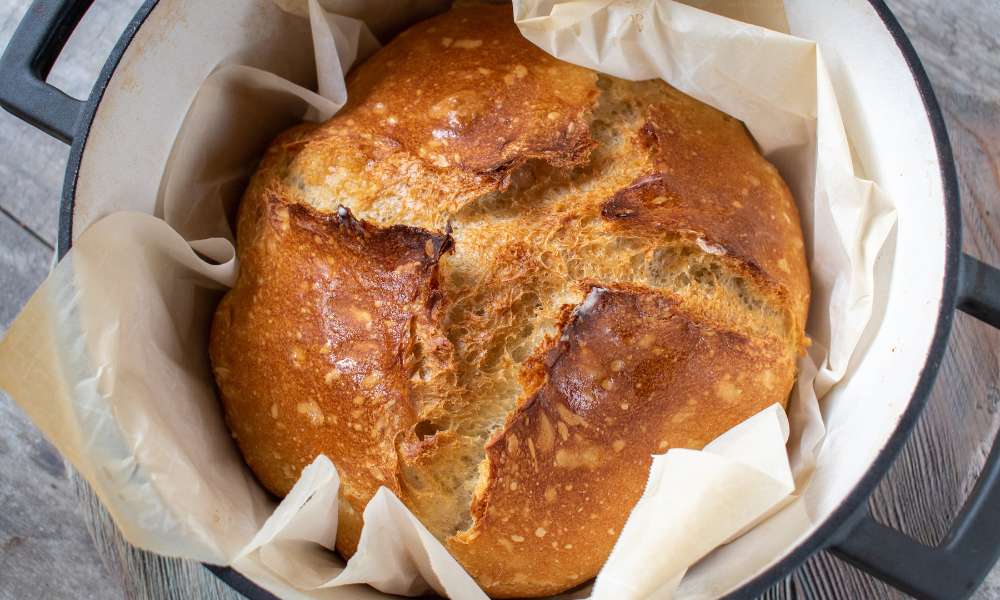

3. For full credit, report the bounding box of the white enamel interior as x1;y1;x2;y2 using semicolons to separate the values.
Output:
676;0;949;595
69;0;949;596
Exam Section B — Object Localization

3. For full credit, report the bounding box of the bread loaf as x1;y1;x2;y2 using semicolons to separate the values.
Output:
209;4;810;597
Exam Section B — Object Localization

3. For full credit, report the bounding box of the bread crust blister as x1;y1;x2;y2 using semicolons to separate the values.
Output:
210;4;810;597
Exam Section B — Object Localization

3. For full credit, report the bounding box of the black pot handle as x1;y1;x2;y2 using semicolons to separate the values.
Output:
828;252;1000;599
0;0;95;144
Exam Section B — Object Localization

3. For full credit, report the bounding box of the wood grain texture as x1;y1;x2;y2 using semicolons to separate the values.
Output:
0;1;137;598
0;214;121;600
72;476;239;600
0;0;138;247
0;0;997;599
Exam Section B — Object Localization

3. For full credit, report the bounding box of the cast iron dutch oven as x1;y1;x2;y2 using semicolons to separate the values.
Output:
2;0;1000;598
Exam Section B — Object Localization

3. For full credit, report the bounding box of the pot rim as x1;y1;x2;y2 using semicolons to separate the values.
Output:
55;0;962;596
731;0;961;593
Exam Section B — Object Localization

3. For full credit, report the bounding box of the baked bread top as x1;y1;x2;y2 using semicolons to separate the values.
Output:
209;4;809;597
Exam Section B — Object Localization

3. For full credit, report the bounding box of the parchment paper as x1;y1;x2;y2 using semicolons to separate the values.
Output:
0;1;895;598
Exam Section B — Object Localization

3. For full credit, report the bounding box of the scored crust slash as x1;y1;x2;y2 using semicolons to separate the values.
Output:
208;3;809;597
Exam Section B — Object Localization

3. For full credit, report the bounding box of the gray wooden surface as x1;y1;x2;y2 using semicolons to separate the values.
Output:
0;1;139;598
0;0;998;599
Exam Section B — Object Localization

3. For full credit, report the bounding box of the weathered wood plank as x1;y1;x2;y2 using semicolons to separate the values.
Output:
0;391;125;600
0;214;49;331
0;211;124;599
885;0;1000;102
73;475;240;600
0;0;145;246
0;1;143;598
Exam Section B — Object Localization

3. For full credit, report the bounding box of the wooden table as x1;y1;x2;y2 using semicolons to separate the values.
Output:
0;1;997;598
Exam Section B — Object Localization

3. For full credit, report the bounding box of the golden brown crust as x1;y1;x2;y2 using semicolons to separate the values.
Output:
601;102;810;334
272;3;600;231
210;4;810;597
209;191;452;555
447;285;793;596
344;4;598;175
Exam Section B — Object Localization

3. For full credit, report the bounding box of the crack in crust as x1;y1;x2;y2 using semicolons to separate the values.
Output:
209;4;810;598
448;284;792;596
